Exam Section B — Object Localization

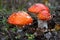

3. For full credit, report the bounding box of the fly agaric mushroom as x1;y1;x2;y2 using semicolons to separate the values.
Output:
28;3;51;21
7;11;33;28
37;10;51;21
28;3;52;31
28;3;50;14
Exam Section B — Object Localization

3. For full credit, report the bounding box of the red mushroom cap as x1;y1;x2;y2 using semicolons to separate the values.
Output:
28;3;50;14
7;11;33;26
37;10;51;21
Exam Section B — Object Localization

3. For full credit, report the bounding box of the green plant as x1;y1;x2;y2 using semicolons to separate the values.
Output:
26;33;35;40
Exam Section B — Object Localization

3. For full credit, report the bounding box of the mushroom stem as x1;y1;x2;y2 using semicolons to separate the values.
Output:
38;20;48;32
16;25;24;32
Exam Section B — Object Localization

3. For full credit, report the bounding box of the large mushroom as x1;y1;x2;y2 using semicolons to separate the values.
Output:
7;11;33;28
28;3;52;30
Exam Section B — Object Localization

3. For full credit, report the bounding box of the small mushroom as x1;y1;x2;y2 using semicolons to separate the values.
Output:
7;11;33;28
28;3;50;14
37;10;51;21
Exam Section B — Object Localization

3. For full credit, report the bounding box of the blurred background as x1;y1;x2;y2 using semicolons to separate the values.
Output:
0;0;60;40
